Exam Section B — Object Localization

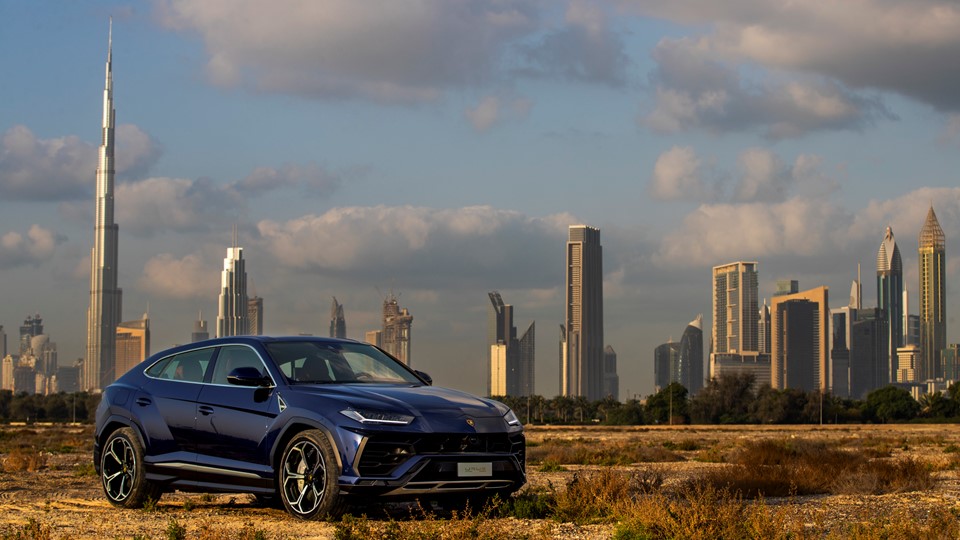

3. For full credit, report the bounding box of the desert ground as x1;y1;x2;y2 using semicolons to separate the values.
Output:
2;423;960;539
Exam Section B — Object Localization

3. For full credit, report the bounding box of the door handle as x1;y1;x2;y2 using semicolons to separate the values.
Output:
198;406;214;416
135;397;151;407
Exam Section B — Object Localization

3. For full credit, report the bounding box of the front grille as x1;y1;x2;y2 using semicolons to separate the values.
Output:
357;432;523;477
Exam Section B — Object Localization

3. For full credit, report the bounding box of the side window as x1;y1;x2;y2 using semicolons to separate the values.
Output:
152;348;214;383
210;345;267;385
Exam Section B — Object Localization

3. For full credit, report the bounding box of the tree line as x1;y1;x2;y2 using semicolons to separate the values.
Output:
1;374;958;424
495;373;960;425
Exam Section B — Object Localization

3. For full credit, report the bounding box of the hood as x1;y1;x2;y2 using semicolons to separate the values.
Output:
291;383;505;418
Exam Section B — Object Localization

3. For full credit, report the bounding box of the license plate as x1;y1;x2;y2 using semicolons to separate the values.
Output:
457;462;492;477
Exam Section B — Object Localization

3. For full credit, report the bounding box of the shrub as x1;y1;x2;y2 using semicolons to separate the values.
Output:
2;448;47;472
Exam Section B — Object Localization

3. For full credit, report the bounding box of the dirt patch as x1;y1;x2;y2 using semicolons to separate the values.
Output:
2;424;960;538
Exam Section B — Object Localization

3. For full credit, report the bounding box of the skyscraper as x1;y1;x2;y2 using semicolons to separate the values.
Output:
876;226;903;384
247;296;264;335
710;262;764;386
919;206;946;381
382;293;413;365
85;20;122;392
653;341;679;391
561;225;604;400
217;242;249;338
19;314;43;357
678;314;704;394
771;286;829;392
115;314;149;378
487;292;535;396
603;345;619;400
191;314;209;343
330;297;346;339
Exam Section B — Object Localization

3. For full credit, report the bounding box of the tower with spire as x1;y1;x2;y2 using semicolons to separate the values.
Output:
330;297;346;339
84;18;123;392
919;206;946;381
876;226;903;386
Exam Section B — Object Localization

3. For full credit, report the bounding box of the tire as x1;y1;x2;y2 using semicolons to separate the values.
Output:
100;427;162;508
278;429;344;520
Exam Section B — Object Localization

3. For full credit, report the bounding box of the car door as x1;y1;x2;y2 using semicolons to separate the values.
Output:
194;344;279;482
138;347;214;463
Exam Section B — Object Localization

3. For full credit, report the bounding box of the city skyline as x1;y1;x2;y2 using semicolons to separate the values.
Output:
2;3;960;399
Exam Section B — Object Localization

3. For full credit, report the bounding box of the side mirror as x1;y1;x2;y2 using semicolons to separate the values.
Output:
227;367;271;387
415;370;433;386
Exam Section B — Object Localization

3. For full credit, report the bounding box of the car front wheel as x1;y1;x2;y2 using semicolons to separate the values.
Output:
100;427;161;508
279;429;344;520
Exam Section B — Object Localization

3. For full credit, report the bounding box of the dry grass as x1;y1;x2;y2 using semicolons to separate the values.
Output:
527;438;683;466
688;439;933;498
2;448;48;473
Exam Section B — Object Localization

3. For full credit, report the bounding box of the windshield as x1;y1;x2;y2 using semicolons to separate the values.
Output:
265;341;422;385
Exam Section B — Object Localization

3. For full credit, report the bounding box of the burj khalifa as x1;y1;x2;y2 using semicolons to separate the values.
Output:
84;19;122;392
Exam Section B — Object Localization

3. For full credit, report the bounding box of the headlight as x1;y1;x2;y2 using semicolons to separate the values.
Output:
503;409;522;427
340;408;414;425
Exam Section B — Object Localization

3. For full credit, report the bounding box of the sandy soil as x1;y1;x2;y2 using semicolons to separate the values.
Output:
1;424;959;539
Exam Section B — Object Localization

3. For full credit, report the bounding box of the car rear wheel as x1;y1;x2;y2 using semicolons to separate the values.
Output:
279;430;344;520
100;427;161;508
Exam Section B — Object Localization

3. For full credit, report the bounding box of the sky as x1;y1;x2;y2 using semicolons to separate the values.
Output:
1;0;959;399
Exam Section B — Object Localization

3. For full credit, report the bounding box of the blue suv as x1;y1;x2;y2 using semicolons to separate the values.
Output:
94;336;525;519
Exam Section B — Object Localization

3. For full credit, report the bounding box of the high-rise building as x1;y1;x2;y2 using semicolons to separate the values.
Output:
850;308;887;398
1;355;14;391
829;278;859;399
217;242;249;338
364;330;382;348
561;225;604;400
330;297;346;339
603;345;619;400
247;296;264;335
382;294;413;365
895;344;920;383
758;302;771;354
19;314;43;357
486;292;535;397
518;322;535;396
678;314;704;394
876;226;904;385
771;286;829;392
85;20;123;392
116;314;149;378
191;313;209;343
944;344;960;381
653;341;680;391
919;206;946;382
710;262;762;384
773;280;799;297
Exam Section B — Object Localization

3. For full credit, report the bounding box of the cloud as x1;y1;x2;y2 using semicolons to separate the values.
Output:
464;95;532;132
114;177;244;237
255;205;574;288
518;0;629;86
651;146;837;204
627;0;960;112
655;186;960;268
642;38;891;138
229;162;343;197
0;225;61;268
655;198;848;267
138;253;217;299
650;146;711;201
157;0;630;103
157;0;541;103
734;148;789;202
939;113;960;146
0;124;161;201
